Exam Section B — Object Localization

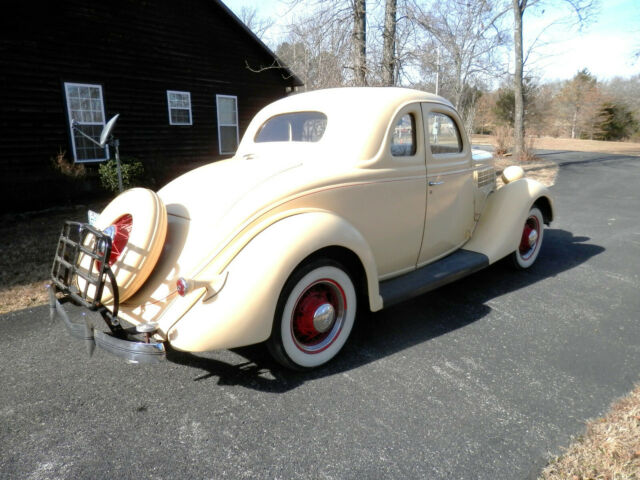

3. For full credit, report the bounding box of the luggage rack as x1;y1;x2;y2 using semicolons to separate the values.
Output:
49;221;166;363
50;221;121;327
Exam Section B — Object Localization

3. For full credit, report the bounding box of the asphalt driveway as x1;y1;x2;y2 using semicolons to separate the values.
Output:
1;152;639;479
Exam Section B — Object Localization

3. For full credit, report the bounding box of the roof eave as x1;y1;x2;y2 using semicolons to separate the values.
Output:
214;0;304;88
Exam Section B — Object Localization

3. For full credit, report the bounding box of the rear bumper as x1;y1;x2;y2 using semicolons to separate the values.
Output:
48;286;166;364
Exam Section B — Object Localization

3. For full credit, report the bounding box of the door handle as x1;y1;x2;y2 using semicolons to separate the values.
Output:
429;181;444;186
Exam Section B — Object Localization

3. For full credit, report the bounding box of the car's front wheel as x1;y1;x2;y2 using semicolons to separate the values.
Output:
511;206;544;269
267;260;357;370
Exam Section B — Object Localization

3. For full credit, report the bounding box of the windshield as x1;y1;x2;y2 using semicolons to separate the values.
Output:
255;111;327;143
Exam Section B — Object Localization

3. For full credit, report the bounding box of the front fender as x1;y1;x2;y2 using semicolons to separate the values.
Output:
464;178;554;263
167;211;381;352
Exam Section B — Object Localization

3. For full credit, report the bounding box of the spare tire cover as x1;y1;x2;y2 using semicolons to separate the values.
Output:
79;188;167;304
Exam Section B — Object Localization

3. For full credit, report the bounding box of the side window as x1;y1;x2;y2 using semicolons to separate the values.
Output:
428;112;462;154
391;113;416;156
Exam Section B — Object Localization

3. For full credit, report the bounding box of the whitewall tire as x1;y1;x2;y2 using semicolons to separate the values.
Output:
511;206;544;270
268;260;357;370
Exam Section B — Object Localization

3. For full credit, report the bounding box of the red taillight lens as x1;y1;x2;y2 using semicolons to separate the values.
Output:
176;278;189;297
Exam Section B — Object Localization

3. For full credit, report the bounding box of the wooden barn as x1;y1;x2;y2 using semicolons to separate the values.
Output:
0;0;302;213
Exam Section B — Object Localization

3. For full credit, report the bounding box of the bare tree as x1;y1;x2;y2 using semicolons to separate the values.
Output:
382;0;398;85
556;69;603;139
511;0;597;159
282;0;370;87
277;8;352;90
410;0;510;130
237;6;274;40
353;0;368;86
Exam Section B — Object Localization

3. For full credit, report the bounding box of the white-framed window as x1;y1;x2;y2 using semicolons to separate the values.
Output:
64;82;108;162
167;90;192;125
216;94;239;154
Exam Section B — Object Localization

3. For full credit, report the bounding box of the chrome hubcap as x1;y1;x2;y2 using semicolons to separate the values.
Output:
313;303;336;333
528;229;538;248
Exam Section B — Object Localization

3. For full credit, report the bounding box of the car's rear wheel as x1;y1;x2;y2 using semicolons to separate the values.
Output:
511;206;544;270
267;260;357;370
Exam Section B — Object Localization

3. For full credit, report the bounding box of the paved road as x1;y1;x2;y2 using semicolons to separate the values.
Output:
2;152;639;479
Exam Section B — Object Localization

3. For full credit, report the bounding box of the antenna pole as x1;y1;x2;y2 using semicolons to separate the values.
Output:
114;138;123;193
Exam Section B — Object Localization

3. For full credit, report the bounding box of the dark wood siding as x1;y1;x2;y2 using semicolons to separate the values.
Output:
0;0;298;213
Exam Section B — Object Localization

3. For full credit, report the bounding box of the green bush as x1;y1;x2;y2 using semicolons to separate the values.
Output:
98;157;144;193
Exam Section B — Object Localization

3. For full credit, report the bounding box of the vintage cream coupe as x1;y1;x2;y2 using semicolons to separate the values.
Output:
49;87;554;370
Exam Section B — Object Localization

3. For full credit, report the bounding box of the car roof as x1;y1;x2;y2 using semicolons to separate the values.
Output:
239;87;456;161
268;87;453;112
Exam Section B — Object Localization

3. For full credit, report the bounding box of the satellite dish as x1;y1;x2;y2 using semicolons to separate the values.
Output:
99;114;120;147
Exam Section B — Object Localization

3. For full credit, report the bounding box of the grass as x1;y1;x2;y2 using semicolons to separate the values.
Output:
0;204;105;315
540;385;640;480
472;134;559;188
473;134;640;157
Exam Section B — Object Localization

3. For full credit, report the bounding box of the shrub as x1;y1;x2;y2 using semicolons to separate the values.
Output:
520;135;538;162
494;125;513;156
98;157;144;193
51;148;86;179
595;102;639;141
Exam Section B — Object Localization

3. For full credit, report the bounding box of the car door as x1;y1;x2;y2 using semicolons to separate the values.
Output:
349;103;427;279
417;103;475;265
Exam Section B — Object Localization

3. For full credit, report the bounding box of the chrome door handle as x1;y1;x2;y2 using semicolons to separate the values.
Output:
429;181;444;186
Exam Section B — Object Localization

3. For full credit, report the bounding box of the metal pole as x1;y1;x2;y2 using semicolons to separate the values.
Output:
114;138;123;193
435;46;440;96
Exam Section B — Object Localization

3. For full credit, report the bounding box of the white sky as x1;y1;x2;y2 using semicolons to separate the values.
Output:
222;0;640;83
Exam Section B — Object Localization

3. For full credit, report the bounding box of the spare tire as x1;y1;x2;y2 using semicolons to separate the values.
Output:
78;188;167;304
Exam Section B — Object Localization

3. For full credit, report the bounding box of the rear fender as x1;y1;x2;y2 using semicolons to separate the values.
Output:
167;211;381;352
465;178;554;263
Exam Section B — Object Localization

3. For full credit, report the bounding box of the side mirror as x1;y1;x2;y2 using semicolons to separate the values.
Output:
100;114;120;147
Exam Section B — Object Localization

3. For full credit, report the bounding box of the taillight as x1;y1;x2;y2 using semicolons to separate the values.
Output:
176;278;189;297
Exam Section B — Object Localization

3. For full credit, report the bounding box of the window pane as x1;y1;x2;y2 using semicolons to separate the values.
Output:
220;125;238;153
170;109;190;124
218;97;237;124
428;113;462;154
255;112;327;143
391;114;416;156
73;125;106;161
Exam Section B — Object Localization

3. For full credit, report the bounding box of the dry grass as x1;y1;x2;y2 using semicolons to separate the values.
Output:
0;204;104;315
475;134;559;188
540;385;640;480
473;135;640;157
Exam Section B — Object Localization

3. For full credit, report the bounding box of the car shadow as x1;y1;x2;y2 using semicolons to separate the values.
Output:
166;228;604;392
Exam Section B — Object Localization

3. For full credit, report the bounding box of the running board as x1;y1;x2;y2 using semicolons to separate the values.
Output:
379;249;489;308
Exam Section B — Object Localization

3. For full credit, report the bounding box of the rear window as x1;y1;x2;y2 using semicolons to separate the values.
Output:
255;112;327;143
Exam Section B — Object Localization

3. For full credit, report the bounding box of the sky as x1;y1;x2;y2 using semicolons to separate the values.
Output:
222;0;640;83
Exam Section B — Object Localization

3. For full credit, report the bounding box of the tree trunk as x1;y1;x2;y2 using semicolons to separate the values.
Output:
353;0;367;86
382;0;397;86
512;0;525;160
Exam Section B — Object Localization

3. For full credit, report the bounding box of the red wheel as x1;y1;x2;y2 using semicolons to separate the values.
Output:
511;207;544;269
268;260;356;370
96;214;132;269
